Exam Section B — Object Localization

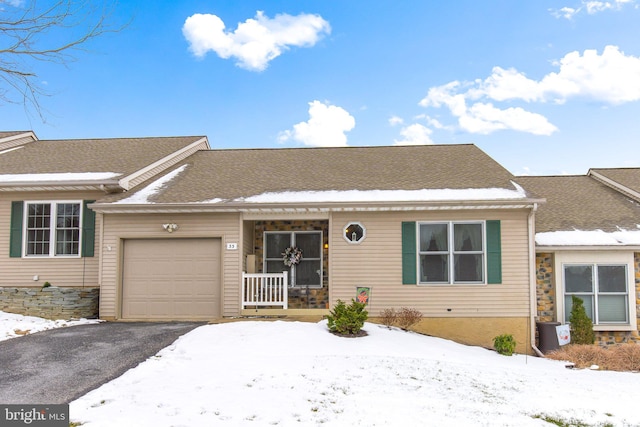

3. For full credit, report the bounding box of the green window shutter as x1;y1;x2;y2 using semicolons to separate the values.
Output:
486;220;502;284
10;201;24;258
81;200;96;257
402;222;417;285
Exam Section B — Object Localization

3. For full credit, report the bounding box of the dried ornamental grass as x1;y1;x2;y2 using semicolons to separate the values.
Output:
547;343;640;371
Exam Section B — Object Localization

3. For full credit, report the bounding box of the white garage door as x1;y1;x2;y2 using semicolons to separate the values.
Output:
122;238;221;320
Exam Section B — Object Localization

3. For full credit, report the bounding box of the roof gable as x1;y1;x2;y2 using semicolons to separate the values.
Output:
588;168;640;201
0;135;208;192
0;131;38;151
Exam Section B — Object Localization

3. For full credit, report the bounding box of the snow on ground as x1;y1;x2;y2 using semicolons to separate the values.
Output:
3;311;637;426
66;321;639;427
0;310;101;341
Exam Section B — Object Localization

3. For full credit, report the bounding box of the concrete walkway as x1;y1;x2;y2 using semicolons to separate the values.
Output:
0;322;204;404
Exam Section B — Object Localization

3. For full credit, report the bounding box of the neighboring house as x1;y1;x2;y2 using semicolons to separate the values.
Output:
518;172;640;345
89;144;543;351
0;134;209;303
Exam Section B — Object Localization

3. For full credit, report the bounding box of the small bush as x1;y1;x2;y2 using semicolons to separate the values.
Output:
548;343;640;371
569;295;595;345
326;299;368;336
493;334;516;356
380;308;397;328
396;307;423;330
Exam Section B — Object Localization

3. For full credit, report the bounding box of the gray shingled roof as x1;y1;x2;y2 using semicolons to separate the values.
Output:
590;168;640;197
515;175;640;233
0;136;204;177
101;144;522;204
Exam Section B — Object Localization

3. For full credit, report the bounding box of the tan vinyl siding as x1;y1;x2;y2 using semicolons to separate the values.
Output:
0;191;102;288
99;212;241;318
329;210;531;318
126;140;209;189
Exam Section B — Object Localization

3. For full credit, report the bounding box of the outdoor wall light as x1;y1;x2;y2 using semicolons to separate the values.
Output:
162;223;179;233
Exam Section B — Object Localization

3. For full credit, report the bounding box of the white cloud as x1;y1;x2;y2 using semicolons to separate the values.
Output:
0;0;25;7
419;45;640;136
421;81;557;136
460;103;558;136
278;101;355;147
551;6;580;19
388;115;404;126
182;11;330;71
551;0;634;19
393;123;434;145
469;46;640;105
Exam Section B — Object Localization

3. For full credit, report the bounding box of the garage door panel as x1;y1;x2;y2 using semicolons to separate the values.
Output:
122;238;221;320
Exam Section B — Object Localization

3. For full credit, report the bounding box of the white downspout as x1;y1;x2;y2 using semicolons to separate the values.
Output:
528;203;545;357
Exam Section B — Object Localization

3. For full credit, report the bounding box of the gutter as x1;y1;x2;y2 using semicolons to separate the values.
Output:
0;180;122;193
528;202;545;357
89;197;546;214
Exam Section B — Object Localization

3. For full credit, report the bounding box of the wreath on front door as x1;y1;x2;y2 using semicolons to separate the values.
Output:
282;246;303;267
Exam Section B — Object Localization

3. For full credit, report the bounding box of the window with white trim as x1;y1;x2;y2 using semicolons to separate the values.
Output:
563;264;629;324
25;201;81;256
418;221;484;284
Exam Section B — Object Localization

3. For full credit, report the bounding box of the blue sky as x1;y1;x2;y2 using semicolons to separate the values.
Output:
2;0;640;176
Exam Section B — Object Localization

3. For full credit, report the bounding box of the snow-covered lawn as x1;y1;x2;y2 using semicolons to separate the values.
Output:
2;311;638;426
71;321;638;427
0;310;101;341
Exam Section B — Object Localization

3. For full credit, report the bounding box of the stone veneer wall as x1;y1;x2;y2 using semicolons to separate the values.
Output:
535;252;640;346
254;220;329;309
0;287;99;320
536;253;555;322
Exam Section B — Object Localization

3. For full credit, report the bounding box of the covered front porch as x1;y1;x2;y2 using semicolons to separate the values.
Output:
240;218;330;315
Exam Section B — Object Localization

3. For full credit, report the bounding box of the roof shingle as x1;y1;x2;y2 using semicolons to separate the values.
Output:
0;136;205;178
516;175;640;233
103;144;522;204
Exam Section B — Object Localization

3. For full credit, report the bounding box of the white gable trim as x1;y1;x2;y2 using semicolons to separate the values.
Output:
118;137;209;190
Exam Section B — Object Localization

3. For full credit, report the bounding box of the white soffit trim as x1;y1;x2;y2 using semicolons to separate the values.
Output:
118;137;208;190
0;131;37;144
90;200;538;214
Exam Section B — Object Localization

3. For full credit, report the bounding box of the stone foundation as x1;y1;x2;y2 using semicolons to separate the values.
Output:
0;287;99;320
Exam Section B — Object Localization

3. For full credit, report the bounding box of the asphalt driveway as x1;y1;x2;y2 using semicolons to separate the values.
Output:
0;321;204;404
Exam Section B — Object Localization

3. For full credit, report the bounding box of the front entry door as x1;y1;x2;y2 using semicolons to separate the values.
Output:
264;231;322;288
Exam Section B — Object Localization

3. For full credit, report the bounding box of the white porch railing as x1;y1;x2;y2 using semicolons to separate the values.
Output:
242;272;288;309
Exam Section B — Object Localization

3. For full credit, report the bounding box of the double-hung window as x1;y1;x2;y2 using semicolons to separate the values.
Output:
25;201;82;257
563;264;629;324
418;221;485;284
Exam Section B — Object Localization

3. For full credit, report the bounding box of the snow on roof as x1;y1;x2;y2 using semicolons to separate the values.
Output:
237;182;528;204
0;172;121;183
0;146;24;155
115;165;187;204
536;228;640;246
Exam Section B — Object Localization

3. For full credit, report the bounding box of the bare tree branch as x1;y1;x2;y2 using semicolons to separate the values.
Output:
0;0;126;119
